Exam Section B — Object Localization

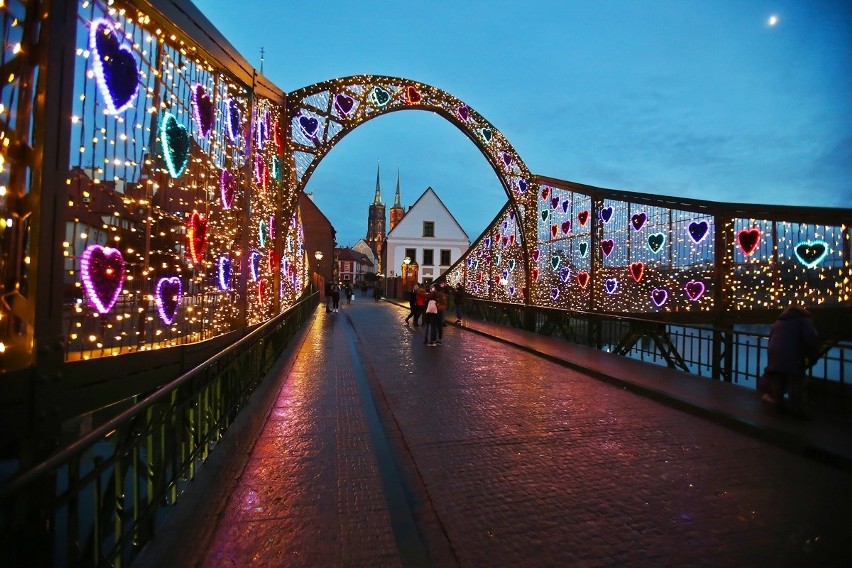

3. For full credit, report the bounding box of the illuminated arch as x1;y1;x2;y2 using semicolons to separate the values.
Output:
285;75;537;299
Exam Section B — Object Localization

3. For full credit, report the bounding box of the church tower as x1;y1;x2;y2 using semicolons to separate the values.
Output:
389;167;405;231
366;162;386;273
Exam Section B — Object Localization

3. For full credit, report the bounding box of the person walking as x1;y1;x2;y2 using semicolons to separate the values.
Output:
761;304;820;417
404;285;418;324
423;288;439;346
331;282;341;313
413;286;427;326
453;283;466;324
373;283;382;302
324;282;333;313
344;283;352;304
434;284;449;345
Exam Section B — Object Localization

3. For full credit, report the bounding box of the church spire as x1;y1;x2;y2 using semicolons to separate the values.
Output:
393;167;401;208
373;162;382;204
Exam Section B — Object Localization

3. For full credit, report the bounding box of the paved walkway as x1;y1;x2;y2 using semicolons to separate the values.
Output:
134;299;852;567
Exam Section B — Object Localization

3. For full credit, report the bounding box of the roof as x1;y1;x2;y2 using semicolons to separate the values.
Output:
335;248;374;267
386;186;470;240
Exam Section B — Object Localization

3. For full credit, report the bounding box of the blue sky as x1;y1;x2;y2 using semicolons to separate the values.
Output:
194;0;852;247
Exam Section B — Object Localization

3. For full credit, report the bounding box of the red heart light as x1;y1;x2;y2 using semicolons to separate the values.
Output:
737;228;761;257
629;262;645;282
578;210;589;226
540;187;550;200
550;224;558;238
577;271;590;288
188;212;208;264
600;239;615;257
405;85;422;104
531;268;539;282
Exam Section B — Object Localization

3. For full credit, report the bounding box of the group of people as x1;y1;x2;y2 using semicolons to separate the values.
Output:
404;283;466;346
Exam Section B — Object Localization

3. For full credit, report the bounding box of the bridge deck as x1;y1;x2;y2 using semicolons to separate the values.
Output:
134;298;852;567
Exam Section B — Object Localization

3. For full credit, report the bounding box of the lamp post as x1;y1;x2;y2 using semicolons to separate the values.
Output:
401;256;412;297
314;250;325;297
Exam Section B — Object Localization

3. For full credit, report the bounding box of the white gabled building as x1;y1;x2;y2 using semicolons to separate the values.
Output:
385;186;469;285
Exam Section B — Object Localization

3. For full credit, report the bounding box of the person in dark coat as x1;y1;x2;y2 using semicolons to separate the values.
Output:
405;285;418;324
453;283;466;324
331;283;341;312
763;305;820;415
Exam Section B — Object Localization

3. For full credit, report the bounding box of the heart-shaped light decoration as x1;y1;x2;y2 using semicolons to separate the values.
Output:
578;210;589;226
550;287;560;300
631;212;647;231
191;83;214;138
550;224;558;239
501;236;509;247
577;271;590;288
508;285;516;296
495;253;501;265
550;196;559;210
531;268;540;282
500;152;513;167
647;232;666;253
258;220;267;248
155;276;182;325
541;186;550;200
405;85;422;104
561;200;570;214
688;220;710;244
456;104;470;121
578;242;589;257
220;169;236;209
479;128;493;143
604;278;618;294
737;228;761;257
541;210;549;222
532;249;541;262
509;234;516;246
226;98;241;142
561;221;571;234
484;237;492;248
559;267;571;283
90;19;140;115
258;280;267;304
268;249;278;273
268;215;276;240
273;118;282;150
516;179;528;193
249;250;261;281
600;239;615;257
271;156;281;181
298;113;320;139
684;280;705;301
369;85;391;107
217;256;232;291
80;245;126;314
508;259;516;270
334;93;355;117
551;255;561;270
651;288;668;307
794;239;828;268
160;112;190;178
629;261;645;282
600;206;613;223
187;212;207;264
501;269;509;282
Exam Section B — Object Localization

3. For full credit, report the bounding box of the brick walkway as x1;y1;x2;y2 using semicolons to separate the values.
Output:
135;300;852;567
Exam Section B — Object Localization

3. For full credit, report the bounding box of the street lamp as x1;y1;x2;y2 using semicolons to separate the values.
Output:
314;250;323;261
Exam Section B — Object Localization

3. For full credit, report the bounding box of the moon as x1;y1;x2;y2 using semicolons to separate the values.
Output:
768;14;779;26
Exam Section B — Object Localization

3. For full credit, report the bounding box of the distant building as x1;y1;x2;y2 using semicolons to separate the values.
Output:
335;247;374;286
352;239;378;270
299;193;336;293
385;186;469;286
365;163;386;274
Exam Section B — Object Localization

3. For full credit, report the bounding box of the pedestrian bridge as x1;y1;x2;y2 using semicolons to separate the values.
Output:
1;0;851;566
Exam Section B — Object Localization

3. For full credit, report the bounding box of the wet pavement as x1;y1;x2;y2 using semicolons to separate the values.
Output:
134;299;852;567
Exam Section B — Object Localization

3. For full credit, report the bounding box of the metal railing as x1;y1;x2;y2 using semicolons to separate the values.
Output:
465;298;849;395
0;291;318;568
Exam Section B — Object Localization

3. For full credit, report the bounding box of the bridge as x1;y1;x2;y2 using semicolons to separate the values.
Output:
0;0;850;566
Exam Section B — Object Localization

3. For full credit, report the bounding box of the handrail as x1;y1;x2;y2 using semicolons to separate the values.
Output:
0;291;317;501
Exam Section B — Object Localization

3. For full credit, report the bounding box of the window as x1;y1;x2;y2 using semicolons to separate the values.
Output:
423;221;435;237
423;249;434;266
405;248;416;263
440;249;451;266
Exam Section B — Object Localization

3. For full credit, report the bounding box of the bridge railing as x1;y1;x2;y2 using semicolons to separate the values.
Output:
465;298;849;395
0;291;317;567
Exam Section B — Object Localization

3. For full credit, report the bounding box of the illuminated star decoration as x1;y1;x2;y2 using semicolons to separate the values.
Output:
160;112;190;178
80;245;126;314
89;18;140;115
155;276;182;325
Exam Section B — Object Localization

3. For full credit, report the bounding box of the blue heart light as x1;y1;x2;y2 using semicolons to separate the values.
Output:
90;19;140;115
794;239;828;268
160;112;190;178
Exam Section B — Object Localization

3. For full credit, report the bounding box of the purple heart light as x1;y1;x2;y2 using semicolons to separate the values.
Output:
456;104;470;122
604;278;619;294
218;256;232;291
334;93;355;117
191;83;214;138
90;19;140;115
600;206;614;223
550;287;560;300
631;212;647;231
559;267;571;283
155;276;182;325
684;280;705;301
226;98;241;142
81;245;126;314
688;220;710;244
220;169;235;209
298;113;320;139
651;288;668;307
